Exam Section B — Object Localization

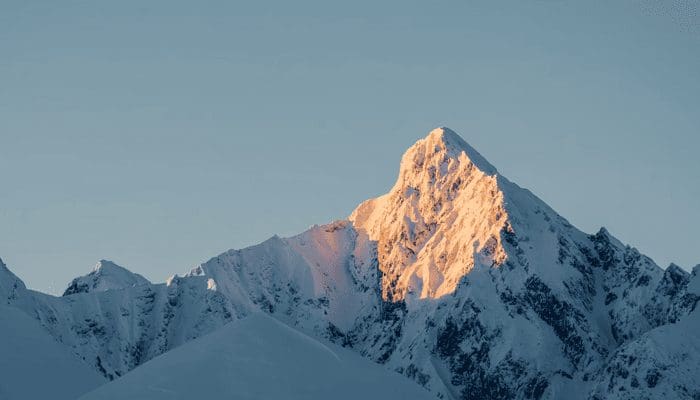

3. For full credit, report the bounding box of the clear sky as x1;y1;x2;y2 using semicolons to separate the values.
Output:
1;0;698;294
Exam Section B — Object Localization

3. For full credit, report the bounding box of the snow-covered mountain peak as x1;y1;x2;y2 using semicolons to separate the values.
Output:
421;127;498;175
1;126;697;400
658;263;691;293
689;265;700;294
92;259;122;273
0;257;13;278
666;263;688;276
350;128;511;301
0;257;26;303
166;274;182;287
63;259;150;296
591;226;626;249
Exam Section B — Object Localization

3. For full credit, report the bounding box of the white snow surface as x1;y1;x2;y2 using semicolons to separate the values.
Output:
78;312;434;400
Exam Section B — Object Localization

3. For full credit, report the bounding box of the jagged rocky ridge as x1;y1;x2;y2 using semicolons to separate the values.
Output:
1;127;698;399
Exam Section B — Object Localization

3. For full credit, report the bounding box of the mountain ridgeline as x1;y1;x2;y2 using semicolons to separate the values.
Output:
1;128;698;400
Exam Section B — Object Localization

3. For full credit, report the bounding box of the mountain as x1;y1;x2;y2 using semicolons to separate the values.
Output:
0;127;697;399
0;257;26;305
587;265;700;399
4;264;236;380
63;260;150;296
78;313;435;400
0;304;105;400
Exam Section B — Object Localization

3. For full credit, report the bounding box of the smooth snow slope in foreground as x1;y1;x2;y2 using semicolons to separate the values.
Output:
0;306;105;400
79;312;434;400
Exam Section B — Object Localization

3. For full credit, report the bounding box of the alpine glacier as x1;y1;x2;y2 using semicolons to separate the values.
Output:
0;127;697;399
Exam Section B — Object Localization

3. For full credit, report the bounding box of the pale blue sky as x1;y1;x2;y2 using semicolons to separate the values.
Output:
1;0;698;294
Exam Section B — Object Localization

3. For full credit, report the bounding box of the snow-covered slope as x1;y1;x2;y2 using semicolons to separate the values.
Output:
43;273;235;380
63;259;150;296
1;258;236;380
0;127;697;399
0;305;105;400
588;265;700;400
79;313;434;400
0;257;26;305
